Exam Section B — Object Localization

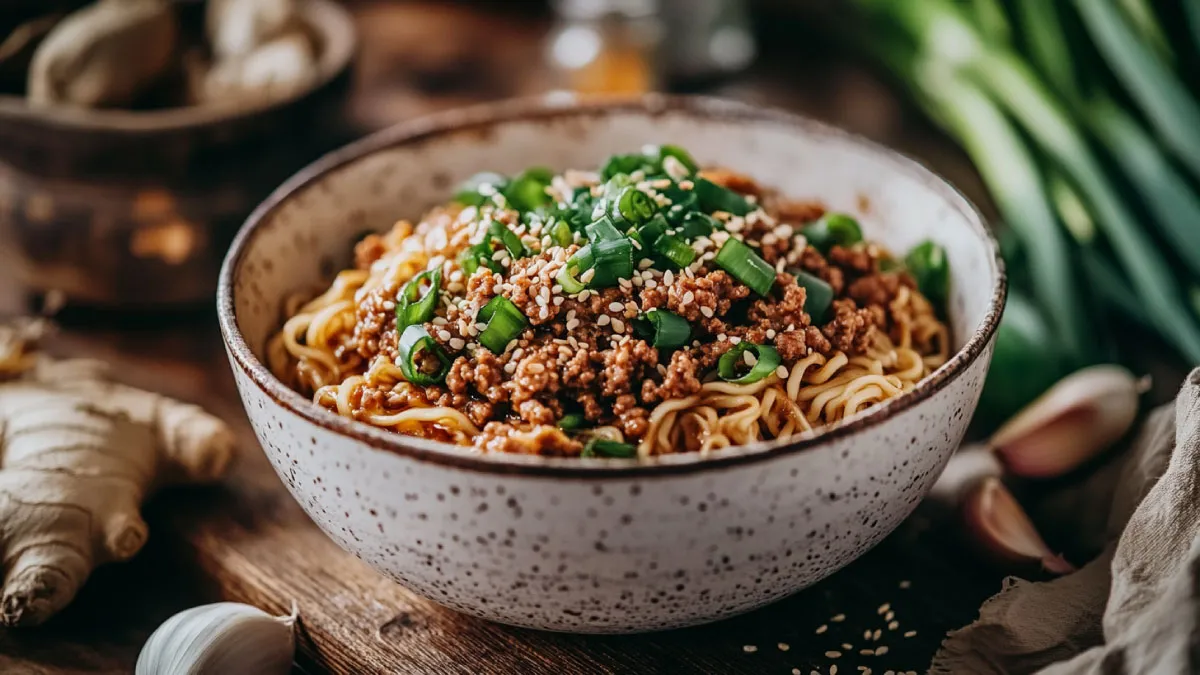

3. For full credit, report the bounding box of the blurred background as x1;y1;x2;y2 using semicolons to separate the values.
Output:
2;0;1199;424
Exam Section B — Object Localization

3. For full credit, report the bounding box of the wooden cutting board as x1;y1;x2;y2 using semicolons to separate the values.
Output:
0;305;997;674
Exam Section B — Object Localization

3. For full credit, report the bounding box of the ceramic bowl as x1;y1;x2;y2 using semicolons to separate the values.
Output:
218;95;1005;633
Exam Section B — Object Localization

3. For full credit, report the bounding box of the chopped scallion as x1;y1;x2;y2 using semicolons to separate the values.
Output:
397;325;453;385
557;413;586;431
717;342;783;384
477;295;528;353
653;234;696;268
634;309;691;348
905;240;950;307
395;268;442;331
802;213;863;252
612;186;656;225
694;178;752;215
715;238;775;296
581;438;638;458
791;269;833;323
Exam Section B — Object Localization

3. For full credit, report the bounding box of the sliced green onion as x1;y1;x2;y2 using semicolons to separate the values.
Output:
556;260;587;294
791;269;833;323
488;221;526;258
557;413;587;431
601;154;649;180
717;342;782;384
585;216;623;242
661;184;699;224
802;213;863;252
550;219;574;247
581;438;638;458
457;247;481;276
905;240;949;307
694;178;752;216
655;144;698;174
396;268;442;331
397;325;453;385
715;238;775;296
502;168;554;212
636;214;669;248
611;186;656;225
454;171;507;206
477;295;528;353
634;309;691;348
653;234;696;268
586;238;634;287
679;212;718;239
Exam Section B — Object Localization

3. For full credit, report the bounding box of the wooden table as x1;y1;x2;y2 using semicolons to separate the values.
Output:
0;2;1171;673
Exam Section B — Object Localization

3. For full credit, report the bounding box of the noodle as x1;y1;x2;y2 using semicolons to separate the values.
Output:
268;156;951;457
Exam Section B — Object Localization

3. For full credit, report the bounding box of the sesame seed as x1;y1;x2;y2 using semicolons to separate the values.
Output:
842;643;853;651
612;319;625;333
877;603;891;615
639;258;654;269
863;630;872;640
644;279;658;289
899;580;911;589
625;301;639;314
578;289;591;301
743;351;758;366
874;646;889;656
475;322;488;332
567;310;576;321
832;614;845;622
609;302;624;313
766;328;777;339
776;365;789;379
873;629;882;641
679;179;694;190
536;296;548;307
567;319;580;330
717;333;728;341
449;338;465;350
432;316;448;325
904;630;916;638
888;621;899;630
553;296;565;306
815;624;828;634
700;306;714;318
598;315;611;326
663;270;674;285
885;611;895;621
539;307;549;320
730;336;742;345
631;276;643;286
824;651;842;659
527;362;546;374
742;645;757;653
503;362;516;374
860;649;875;656
831;666;838;675
437;330;452;341
580;268;596;283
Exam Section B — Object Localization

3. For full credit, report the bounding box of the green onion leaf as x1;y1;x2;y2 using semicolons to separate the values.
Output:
454;171;507;206
791;269;833;323
905;240;950;307
585;216;624;242
694;178;752;216
654;144;698;175
488;221;526;258
551;219;574;247
557;413;587;431
611;186;657;225
502;167;554;212
717;342;782;384
477;295;528;354
395;268;442;331
661;184;699;224
653;234;696;268
636;214;669;248
556;259;587;294
715;238;775;296
679;212;718;239
585;238;634;287
581;438;638;458
601;154;650;180
397;325;453;385
634;309;691;348
802;213;863;252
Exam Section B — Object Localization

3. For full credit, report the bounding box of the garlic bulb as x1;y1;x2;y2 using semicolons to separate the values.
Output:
136;601;297;675
990;365;1147;478
928;443;1003;509
961;477;1075;575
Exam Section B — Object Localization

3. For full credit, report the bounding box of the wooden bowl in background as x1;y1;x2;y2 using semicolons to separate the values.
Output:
0;0;357;308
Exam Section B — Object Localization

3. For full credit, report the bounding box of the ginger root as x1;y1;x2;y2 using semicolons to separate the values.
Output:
0;321;235;627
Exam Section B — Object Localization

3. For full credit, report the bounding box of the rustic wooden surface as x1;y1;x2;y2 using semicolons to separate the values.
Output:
0;2;1176;674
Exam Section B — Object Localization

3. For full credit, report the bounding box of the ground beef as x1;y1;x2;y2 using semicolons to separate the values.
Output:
748;272;810;329
643;350;703;402
354;234;387;269
473;422;582;455
822;299;877;353
600;339;659;397
798;245;845;295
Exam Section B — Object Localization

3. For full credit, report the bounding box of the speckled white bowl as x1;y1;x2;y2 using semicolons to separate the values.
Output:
218;95;1005;633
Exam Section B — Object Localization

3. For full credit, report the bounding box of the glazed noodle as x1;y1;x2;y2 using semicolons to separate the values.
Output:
268;146;951;457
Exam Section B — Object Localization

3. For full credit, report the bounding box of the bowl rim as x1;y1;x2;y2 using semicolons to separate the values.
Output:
217;93;1007;478
0;0;356;134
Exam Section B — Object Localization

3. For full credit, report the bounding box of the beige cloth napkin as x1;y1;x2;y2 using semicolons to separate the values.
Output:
929;367;1200;675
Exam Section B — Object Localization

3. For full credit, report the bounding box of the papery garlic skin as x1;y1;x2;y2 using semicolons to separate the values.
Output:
136;602;296;675
990;365;1145;478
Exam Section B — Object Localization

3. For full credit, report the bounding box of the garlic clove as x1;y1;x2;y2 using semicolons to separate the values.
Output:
961;477;1075;575
928;443;1003;509
136;601;297;675
990;365;1146;478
